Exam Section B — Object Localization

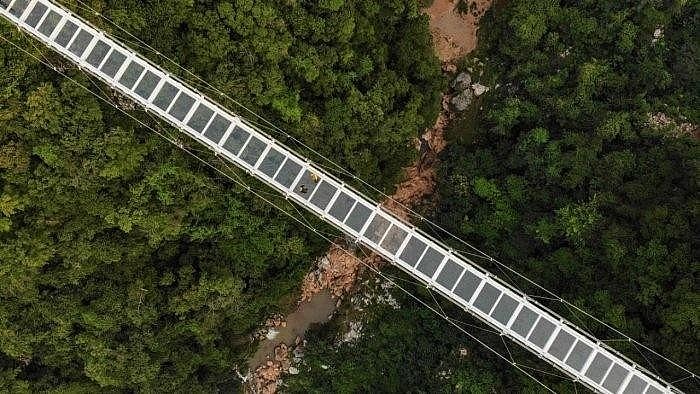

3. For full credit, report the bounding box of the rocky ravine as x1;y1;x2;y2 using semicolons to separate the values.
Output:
244;1;494;392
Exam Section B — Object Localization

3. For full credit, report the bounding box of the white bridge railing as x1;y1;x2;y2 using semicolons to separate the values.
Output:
0;1;680;393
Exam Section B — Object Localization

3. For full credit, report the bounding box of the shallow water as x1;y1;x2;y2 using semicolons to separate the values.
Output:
247;289;337;371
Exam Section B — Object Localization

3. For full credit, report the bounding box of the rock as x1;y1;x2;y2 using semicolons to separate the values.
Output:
451;89;474;112
652;27;664;43
274;344;288;361
342;321;363;343
321;364;329;370
293;347;304;358
318;256;330;270
451;72;472;91
265;328;279;340
472;83;490;96
648;112;698;138
288;366;299;375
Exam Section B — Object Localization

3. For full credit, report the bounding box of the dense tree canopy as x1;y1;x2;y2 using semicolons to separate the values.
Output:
96;0;442;190
436;0;699;388
0;34;321;393
289;0;698;392
0;0;441;391
1;0;696;391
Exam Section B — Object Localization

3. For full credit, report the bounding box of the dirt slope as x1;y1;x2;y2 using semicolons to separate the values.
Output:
426;0;493;64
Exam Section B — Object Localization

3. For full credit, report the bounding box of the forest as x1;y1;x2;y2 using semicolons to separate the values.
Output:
287;0;699;393
0;0;441;391
438;0;698;387
0;0;698;392
444;0;697;361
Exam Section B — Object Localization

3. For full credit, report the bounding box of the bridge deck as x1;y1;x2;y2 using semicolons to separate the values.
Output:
0;1;678;393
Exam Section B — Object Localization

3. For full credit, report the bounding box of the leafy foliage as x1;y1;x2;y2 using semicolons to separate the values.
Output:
288;0;698;392
96;0;442;190
0;0;441;390
0;46;319;391
437;0;699;388
286;275;544;393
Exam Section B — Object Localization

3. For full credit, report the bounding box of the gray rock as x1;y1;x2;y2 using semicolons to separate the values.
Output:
472;83;490;97
288;366;299;375
293;347;304;358
451;72;472;91
451;89;474;111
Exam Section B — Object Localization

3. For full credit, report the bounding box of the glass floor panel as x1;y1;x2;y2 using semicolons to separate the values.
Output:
258;148;285;178
380;225;408;255
68;29;94;58
202;114;231;143
328;192;355;222
274;159;302;188
309;181;337;210
54;20;78;47
100;49;126;78
345;203;371;232
416;247;443;277
435;259;464;290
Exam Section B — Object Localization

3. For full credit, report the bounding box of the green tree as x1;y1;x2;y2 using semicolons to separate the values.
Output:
0;0;443;390
437;0;699;390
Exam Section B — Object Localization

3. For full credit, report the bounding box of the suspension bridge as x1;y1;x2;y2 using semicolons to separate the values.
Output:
0;1;688;392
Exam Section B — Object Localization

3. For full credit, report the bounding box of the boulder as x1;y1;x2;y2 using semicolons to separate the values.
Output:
652;27;664;43
451;72;472;91
265;328;279;340
451;89;474;111
472;83;490;96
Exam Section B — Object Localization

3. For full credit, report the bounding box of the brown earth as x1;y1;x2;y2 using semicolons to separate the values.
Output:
426;0;493;64
245;1;491;391
300;245;384;302
383;94;454;220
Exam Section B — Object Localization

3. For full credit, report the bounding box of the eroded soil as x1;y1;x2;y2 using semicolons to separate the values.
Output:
426;0;493;64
